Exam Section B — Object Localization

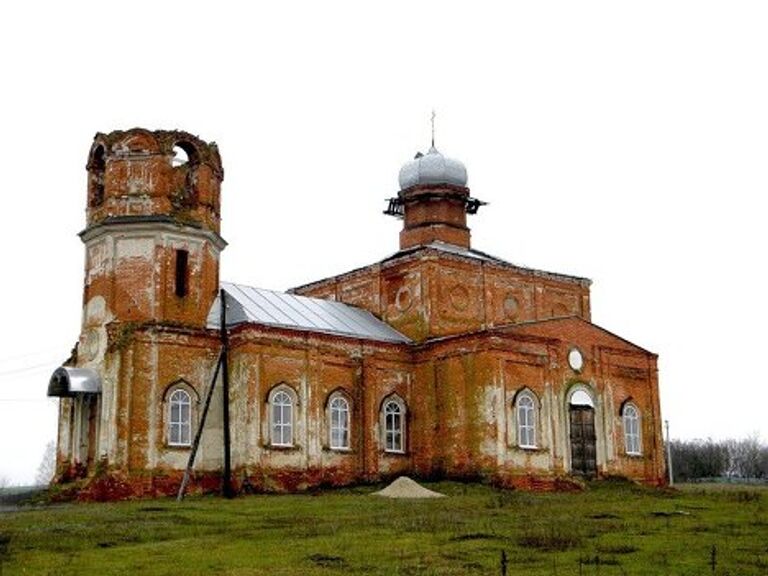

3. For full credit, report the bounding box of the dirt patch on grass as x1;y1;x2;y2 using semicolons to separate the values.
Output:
307;553;346;568
450;532;503;542
138;506;168;513
518;529;581;551
588;512;621;520
596;544;639;554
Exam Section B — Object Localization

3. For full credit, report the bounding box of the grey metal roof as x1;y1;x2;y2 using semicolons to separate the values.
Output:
421;241;504;264
207;282;411;344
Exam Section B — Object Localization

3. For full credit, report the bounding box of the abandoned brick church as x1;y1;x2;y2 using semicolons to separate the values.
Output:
48;128;665;498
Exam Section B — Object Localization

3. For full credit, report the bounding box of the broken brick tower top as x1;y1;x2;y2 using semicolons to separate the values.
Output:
79;129;226;329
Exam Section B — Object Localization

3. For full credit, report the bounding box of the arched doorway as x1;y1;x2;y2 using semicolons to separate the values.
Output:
568;389;597;478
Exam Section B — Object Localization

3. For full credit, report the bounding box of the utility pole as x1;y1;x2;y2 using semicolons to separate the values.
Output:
177;348;223;502
221;289;233;498
665;419;674;485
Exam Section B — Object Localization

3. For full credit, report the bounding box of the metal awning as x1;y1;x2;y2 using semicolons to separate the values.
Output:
47;367;102;397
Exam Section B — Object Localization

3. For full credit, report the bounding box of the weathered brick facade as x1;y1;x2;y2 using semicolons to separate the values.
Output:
51;128;665;500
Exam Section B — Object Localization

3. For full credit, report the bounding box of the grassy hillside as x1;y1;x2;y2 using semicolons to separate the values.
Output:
0;480;766;575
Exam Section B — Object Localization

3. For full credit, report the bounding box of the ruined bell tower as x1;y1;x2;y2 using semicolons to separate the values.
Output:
50;129;226;483
80;129;225;336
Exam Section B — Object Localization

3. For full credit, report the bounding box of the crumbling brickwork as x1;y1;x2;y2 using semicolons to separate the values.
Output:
52;128;664;500
292;246;592;342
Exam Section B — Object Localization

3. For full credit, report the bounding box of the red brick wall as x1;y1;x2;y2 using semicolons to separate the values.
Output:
294;249;591;342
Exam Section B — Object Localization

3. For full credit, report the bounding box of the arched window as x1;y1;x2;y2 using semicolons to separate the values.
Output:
382;397;406;453
516;391;537;448
168;389;192;446
569;389;594;407
88;144;106;207
172;144;190;167
622;403;641;455
270;388;294;447
329;394;350;450
171;141;200;207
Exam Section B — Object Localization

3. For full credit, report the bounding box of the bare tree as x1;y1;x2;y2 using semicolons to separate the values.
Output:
670;438;728;481
759;445;768;478
0;476;9;490
727;434;764;479
671;435;767;482
35;440;56;486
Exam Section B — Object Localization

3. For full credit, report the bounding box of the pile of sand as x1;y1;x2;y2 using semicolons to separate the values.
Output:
371;476;446;499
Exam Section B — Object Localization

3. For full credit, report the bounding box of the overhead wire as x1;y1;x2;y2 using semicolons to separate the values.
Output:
0;347;64;365
0;398;57;402
0;362;59;377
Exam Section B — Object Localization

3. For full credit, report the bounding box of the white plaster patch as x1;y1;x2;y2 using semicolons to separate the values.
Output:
481;385;497;420
87;240;110;281
164;233;203;251
479;384;498;457
481;437;498;457
84;295;109;325
80;326;108;362
126;163;152;195
158;450;190;470
115;237;154;259
127;197;154;215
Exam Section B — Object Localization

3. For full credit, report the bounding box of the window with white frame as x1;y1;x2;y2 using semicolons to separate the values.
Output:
623;403;641;455
270;388;294;447
168;389;192;446
516;391;537;448
329;394;350;450
383;398;405;453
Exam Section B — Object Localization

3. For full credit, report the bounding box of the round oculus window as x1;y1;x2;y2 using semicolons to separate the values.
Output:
449;284;470;311
568;348;584;371
395;285;412;312
503;294;519;319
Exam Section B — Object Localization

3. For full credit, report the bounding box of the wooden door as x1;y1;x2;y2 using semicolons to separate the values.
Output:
77;394;98;467
86;395;98;467
570;406;597;477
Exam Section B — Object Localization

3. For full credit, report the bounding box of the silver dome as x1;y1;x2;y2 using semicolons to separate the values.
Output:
398;146;468;190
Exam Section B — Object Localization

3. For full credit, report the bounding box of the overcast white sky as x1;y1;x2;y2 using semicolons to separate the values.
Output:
1;1;766;485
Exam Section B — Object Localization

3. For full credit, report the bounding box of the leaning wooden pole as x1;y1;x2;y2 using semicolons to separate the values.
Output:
177;348;224;502
220;289;234;498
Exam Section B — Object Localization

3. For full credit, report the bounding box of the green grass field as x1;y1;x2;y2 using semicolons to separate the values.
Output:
1;480;766;575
